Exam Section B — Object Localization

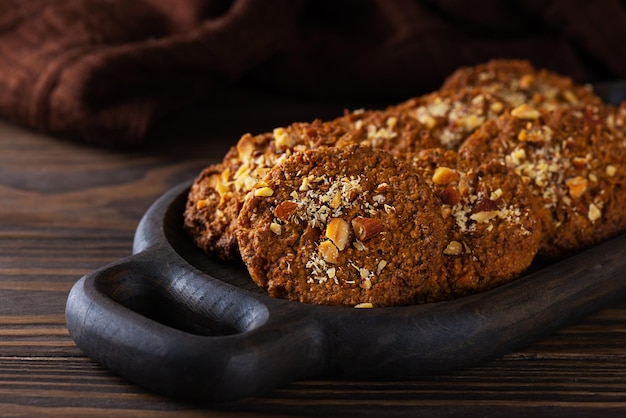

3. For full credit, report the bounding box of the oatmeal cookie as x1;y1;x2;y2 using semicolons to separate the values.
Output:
236;145;449;307
183;162;236;260
340;66;598;156
336;90;491;154
345;87;518;153
412;148;544;297
441;59;601;110
184;119;354;259
459;103;626;258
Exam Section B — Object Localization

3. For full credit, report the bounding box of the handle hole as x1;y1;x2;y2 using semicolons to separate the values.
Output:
96;265;269;337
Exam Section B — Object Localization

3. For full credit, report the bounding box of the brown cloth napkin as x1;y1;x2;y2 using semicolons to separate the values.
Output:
1;0;625;146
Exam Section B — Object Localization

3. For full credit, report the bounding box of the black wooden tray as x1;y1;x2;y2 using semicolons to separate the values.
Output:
65;180;626;402
65;84;626;402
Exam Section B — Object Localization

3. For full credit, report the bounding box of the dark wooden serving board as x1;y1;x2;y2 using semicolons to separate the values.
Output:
65;180;626;402
65;83;626;402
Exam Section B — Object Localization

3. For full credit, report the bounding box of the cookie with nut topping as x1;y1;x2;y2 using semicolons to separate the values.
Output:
339;72;594;157
441;59;602;110
459;103;626;258
184;119;355;260
236;144;449;307
412;148;544;297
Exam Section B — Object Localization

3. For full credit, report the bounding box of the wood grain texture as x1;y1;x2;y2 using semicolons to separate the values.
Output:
2;89;626;416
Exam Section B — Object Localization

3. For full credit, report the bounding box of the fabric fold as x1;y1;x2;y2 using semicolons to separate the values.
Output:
0;0;625;146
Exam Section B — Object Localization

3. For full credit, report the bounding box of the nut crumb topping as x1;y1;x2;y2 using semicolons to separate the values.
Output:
565;176;588;199
443;240;463;255
273;127;296;152
511;104;540;120
326;218;350;251
351;217;383;241
432;166;459;185
254;186;274;197
588;203;602;223
270;222;282;236
196;199;208;210
319;240;339;264
274;200;298;221
606;165;617;177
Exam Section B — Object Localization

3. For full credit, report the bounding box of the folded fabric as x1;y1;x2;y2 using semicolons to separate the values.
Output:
0;0;625;146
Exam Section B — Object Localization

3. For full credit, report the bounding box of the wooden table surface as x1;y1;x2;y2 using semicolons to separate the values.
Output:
2;89;626;417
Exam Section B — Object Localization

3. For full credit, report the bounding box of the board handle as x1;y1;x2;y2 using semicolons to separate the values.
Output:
65;247;329;402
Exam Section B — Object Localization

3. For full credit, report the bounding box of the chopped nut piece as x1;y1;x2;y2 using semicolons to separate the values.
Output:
510;148;526;164
519;74;534;89
470;210;499;223
518;129;528;142
415;108;437;129
326;218;350;250
458;175;470;197
196;199;208;210
327;267;336;279
432;166;460;185
273;127;295;151
353;240;367;251
490;188;503;200
443;241;463;255
588;203;602;223
439;186;460;205
270;222;282;235
472;197;498;213
565;176;588;199
372;194;385;204
571;157;587;169
318;240;339;264
376;260;387;274
606;165;617;177
254;186;274;197
490;101;504;114
351;217;383;241
354;302;373;309
511;104;540;120
563;90;578;104
221;167;230;183
375;183;389;193
330;191;342;209
275;201;298;221
463;114;485;131
215;180;230;197
236;134;256;160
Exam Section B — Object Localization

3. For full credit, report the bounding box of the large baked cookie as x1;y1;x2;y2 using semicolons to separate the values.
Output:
459;103;626;258
441;59;602;109
412;148;544;297
236;145;449;307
